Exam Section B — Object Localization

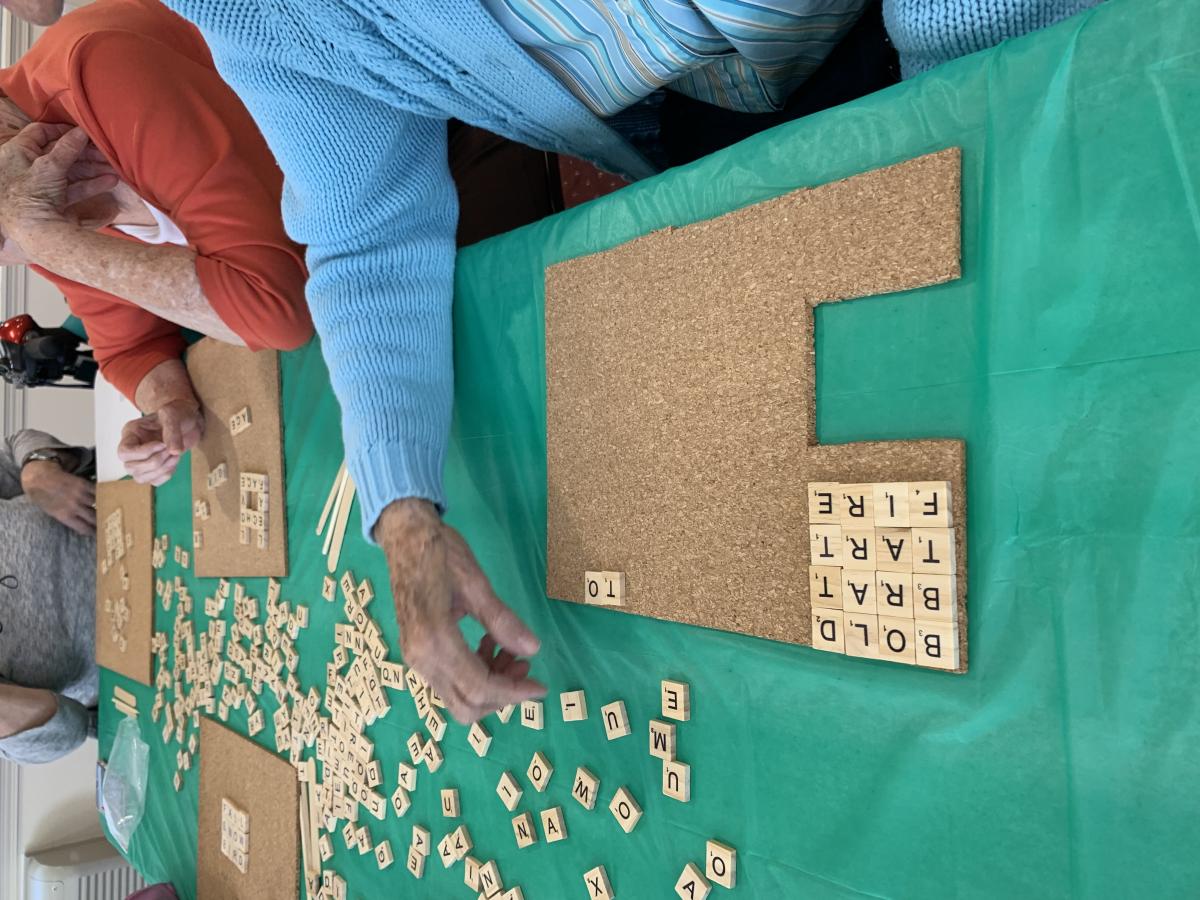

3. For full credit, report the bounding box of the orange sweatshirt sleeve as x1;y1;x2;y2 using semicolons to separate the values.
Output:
65;29;312;352
35;269;188;400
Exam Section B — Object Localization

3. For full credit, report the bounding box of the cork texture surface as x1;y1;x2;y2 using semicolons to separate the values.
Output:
545;149;968;667
94;480;154;684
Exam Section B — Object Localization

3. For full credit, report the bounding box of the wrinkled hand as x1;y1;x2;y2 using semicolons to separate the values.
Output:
0;124;118;254
377;498;545;724
21;460;96;535
117;401;205;486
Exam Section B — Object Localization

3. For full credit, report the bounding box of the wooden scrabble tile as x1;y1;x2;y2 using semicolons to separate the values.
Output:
600;700;632;740
406;732;426;764
412;825;430;856
478;860;503;896
511;812;537;848
913;573;957;622
675;861;711;900
497;771;523;811
838;483;875;525
496;703;516;724
841;527;877;571
452;824;474;860
873;482;910;527
468;721;493;757
878;615;917;665
908;481;953;527
502;888;526;900
876;572;914;618
560;690;588;721
583;865;614;900
318;834;333;863
664;759;691;802
397;762;418;791
841;570;877;614
437;833;456;868
608;786;642;834
422;739;444;773
355;825;372;855
520;700;544;730
441;788;460;817
649;719;677;760
915;620;960;670
806;482;840;524
572;766;599;810
342;822;357;850
844;613;880;659
912;527;957;575
875;527;913;572
811;610;845;654
661;679;690;721
375;839;394;870
527;751;553;792
406;846;425;879
809;565;843;610
229;407;253;436
464;856;482;890
809;524;842;566
584;571;627;606
425;709;447;741
705;839;737;889
540;806;568;843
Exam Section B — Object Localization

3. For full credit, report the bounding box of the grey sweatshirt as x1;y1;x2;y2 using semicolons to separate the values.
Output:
0;429;98;764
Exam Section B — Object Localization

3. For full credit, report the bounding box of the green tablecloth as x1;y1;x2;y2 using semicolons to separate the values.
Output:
100;0;1200;895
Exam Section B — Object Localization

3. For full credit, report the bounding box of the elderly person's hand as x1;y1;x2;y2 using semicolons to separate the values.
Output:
117;400;205;486
0;123;119;263
376;498;545;724
20;459;96;535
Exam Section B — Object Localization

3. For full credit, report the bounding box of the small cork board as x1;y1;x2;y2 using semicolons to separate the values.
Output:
187;340;288;578
197;717;299;900
94;480;153;684
545;149;968;670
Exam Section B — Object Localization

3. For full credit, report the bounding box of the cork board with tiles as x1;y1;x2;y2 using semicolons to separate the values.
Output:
94;480;154;684
545;149;968;671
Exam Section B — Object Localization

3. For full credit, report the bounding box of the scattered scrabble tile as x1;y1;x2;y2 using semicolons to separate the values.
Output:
412;825;430;857
468;721;493;757
560;689;588;721
391;786;412;818
478;860;503;896
496;703;516;724
398;762;418;791
511;812;537;849
406;846;426;879
229;406;253;436
661;679;690;721
356;825;372;855
441;788;460;818
541;806;568;842
608;786;642;834
451;824;473;860
437;832;456;868
572;767;599;811
600;700;631;740
583;865;614;900
527;751;553;792
497;771;523;812
675;861;711;900
520;699;544;730
502;888;526;900
664;759;691;802
650;720;677;760
375;839;394;870
464;856;482;890
706;839;737;888
583;570;627;606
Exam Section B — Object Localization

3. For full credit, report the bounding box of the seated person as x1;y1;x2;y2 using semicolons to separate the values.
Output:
0;428;98;764
0;0;313;482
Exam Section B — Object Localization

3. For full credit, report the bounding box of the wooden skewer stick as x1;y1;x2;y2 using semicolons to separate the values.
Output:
322;469;350;557
316;462;348;537
327;477;356;573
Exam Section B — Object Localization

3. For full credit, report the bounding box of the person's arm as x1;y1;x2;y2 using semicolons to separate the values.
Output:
6;428;97;534
66;30;312;351
0;684;91;765
117;359;205;486
215;57;542;722
7;427;93;476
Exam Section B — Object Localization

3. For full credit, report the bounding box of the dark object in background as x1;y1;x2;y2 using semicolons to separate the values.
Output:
0;313;97;388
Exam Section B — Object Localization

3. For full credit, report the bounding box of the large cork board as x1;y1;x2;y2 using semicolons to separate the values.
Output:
94;480;154;684
546;149;968;667
197;718;299;900
188;340;288;578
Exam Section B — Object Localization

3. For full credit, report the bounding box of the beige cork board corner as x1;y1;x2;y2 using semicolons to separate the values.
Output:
545;148;968;671
95;480;154;685
197;717;299;900
187;340;288;578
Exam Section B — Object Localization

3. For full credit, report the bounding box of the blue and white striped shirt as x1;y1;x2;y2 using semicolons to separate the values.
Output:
482;0;867;115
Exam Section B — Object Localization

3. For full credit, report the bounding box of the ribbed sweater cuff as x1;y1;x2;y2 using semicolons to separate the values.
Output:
349;439;447;545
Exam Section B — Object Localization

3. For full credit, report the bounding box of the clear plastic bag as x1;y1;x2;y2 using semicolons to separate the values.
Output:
102;716;149;852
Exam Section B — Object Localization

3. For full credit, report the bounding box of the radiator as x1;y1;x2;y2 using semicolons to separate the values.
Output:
25;837;146;900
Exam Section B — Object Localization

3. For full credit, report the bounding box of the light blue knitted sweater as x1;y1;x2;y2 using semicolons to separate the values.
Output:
161;0;1096;537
